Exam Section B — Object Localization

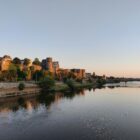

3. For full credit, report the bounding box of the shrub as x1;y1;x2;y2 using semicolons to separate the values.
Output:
96;79;106;87
18;82;25;91
66;79;75;91
39;76;55;92
76;78;83;83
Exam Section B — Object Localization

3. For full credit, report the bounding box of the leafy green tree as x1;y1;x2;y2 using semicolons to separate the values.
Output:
18;82;25;90
39;76;55;92
9;63;17;71
96;78;106;87
66;79;75;91
0;71;9;81
8;64;17;81
17;69;27;81
33;70;44;81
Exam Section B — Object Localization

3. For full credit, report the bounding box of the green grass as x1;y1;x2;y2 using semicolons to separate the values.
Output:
51;82;93;92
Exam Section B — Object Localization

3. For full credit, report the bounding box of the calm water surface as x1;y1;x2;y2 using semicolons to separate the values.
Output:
0;82;140;140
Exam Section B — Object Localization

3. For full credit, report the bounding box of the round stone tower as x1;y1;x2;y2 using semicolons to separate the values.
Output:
46;57;54;73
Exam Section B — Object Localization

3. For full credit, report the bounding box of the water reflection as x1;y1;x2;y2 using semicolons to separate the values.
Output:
1;83;140;140
0;81;139;114
0;89;88;114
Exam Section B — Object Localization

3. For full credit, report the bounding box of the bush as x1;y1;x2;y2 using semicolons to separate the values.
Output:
18;82;25;91
39;76;55;92
96;78;106;87
76;78;83;83
66;79;75;91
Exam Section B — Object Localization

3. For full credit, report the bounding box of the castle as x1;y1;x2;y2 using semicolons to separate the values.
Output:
0;55;86;80
0;55;12;71
41;57;59;73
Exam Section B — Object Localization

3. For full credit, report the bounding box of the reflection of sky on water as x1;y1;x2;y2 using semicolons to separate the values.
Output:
0;84;140;139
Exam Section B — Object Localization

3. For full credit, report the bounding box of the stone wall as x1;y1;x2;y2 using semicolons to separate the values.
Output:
0;55;12;71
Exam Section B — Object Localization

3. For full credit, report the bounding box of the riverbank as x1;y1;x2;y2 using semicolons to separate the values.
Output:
0;81;94;98
0;82;40;98
53;82;94;92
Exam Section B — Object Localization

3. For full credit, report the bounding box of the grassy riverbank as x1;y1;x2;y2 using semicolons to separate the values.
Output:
39;76;105;93
52;82;94;92
0;80;100;98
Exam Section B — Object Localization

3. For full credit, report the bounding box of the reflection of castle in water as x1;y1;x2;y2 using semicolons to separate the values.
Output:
0;90;89;114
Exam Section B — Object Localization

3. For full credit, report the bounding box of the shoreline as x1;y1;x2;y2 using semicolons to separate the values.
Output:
0;87;41;98
0;82;94;98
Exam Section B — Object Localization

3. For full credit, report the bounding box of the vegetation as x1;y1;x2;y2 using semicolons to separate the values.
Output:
96;78;106;87
0;56;112;94
66;79;76;91
18;82;25;91
38;76;55;92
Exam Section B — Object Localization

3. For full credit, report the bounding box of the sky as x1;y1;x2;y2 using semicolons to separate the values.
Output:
0;0;140;77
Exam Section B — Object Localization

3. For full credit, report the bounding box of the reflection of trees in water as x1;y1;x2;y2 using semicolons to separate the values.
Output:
18;98;27;108
0;87;105;113
37;93;56;109
108;86;115;89
11;97;37;112
107;85;120;89
63;89;85;99
0;95;39;113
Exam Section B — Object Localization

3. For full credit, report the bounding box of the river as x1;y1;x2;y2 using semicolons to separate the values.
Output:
0;81;140;140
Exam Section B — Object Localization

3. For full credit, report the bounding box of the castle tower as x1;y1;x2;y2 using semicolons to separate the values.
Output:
53;61;59;74
0;55;12;71
46;57;54;73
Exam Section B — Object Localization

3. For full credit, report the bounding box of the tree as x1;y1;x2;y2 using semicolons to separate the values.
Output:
9;63;17;71
33;58;41;66
1;70;9;81
8;64;17;81
96;78;106;87
17;69;27;81
23;58;31;66
66;79;75;91
18;82;25;90
39;76;55;92
33;70;44;81
92;72;96;78
13;57;21;65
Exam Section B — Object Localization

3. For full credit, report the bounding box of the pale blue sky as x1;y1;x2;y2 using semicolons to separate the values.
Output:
0;0;140;77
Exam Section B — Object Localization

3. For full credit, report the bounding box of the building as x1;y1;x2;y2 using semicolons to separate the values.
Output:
58;69;70;75
0;55;12;71
32;64;42;71
85;73;92;79
53;61;59;74
0;55;87;81
42;57;54;73
71;69;85;78
42;58;60;74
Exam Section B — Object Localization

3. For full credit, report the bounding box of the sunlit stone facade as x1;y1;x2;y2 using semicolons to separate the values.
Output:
0;55;12;71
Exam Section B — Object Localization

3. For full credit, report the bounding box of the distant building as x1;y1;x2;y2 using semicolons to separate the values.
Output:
0;55;87;80
42;57;54;73
20;59;33;71
58;68;70;75
0;55;12;71
32;64;42;71
28;59;32;67
53;61;59;74
71;69;85;78
85;73;92;79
